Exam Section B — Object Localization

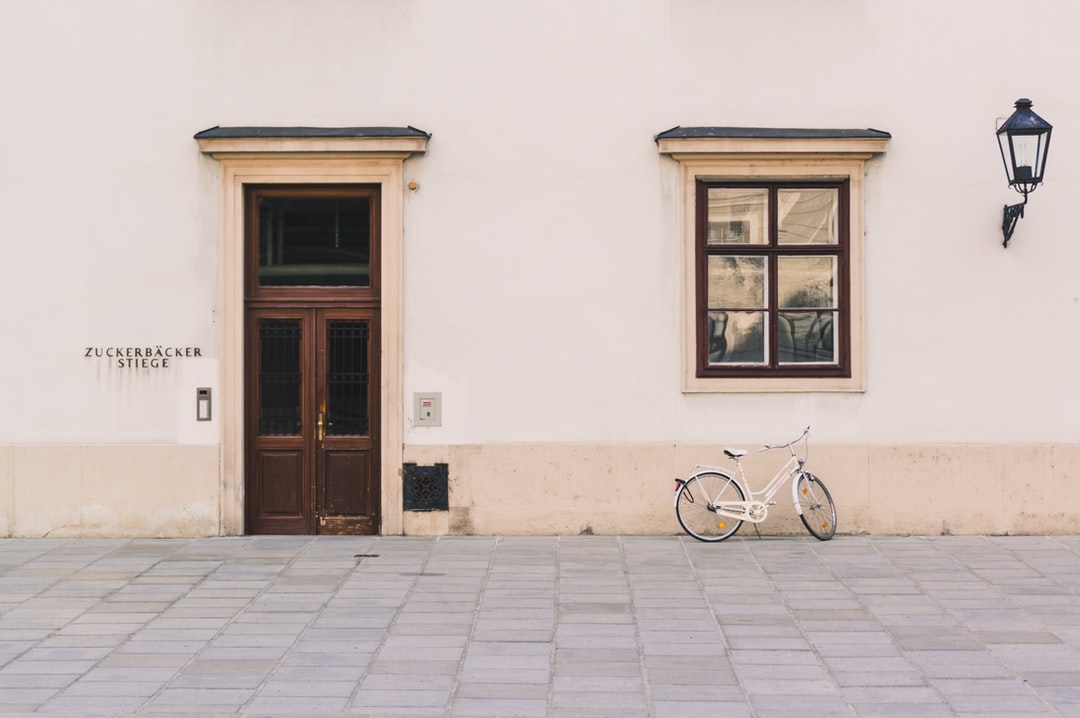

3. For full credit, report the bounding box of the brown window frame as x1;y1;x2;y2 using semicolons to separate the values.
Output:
244;184;382;304
695;179;851;379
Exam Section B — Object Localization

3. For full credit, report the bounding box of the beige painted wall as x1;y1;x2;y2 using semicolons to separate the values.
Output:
403;443;1080;537
0;446;220;538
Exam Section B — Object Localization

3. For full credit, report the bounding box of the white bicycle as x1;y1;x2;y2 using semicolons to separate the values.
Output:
673;426;836;542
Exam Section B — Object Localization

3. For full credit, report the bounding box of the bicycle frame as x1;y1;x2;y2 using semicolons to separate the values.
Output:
679;427;810;524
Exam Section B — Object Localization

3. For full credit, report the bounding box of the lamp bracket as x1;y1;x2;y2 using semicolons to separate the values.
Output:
1002;196;1027;248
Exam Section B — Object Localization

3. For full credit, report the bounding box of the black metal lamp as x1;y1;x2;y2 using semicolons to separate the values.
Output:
997;98;1052;247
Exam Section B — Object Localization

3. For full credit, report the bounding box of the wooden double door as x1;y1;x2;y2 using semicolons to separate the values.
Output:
243;184;381;534
245;306;379;534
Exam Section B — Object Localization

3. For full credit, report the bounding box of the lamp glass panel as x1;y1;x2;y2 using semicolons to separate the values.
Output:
998;132;1017;183
1010;134;1041;182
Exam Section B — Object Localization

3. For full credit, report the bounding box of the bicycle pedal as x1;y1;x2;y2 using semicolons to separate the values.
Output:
767;501;777;506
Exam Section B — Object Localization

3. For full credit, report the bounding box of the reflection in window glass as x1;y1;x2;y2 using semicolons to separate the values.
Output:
778;256;836;309
707;188;768;244
708;311;766;365
778;189;838;244
259;197;371;286
779;311;837;364
707;256;766;308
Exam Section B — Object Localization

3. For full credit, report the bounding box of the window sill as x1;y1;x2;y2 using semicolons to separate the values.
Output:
683;374;865;393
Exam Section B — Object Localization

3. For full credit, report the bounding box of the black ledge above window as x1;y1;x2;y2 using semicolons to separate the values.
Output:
195;126;431;140
655;126;891;160
655;127;891;141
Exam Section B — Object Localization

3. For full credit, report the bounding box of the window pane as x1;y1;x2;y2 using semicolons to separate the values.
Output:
778;256;836;308
706;188;768;245
259;197;371;286
326;321;370;436
779;311;837;364
778;189;838;244
707;311;766;365
258;319;302;435
707;256;766;308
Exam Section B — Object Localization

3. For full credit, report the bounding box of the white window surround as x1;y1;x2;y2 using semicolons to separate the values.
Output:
657;127;890;393
197;126;429;535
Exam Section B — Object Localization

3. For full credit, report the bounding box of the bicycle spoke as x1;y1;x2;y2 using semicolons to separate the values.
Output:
797;473;836;541
676;472;745;542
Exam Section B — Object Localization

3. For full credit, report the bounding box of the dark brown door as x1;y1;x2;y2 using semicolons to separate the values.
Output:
243;184;381;535
245;307;379;534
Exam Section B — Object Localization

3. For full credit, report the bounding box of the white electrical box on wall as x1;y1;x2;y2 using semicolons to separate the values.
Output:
196;387;212;421
414;392;442;427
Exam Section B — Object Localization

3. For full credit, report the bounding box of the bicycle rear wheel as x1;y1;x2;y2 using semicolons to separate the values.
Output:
676;471;745;542
796;472;836;540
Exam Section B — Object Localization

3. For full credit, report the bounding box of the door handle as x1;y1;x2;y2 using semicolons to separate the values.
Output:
317;412;325;443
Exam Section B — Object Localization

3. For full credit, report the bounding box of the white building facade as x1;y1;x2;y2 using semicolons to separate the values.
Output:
2;0;1079;537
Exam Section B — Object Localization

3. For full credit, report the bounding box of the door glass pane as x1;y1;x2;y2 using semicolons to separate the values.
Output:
778;189;838;244
779;311;837;364
707;310;766;365
707;256;767;308
706;188;768;245
259;320;302;435
259;197;371;286
778;256;836;308
326;321;369;436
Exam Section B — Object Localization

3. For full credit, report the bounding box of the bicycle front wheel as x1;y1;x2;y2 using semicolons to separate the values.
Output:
796;472;836;540
676;471;745;542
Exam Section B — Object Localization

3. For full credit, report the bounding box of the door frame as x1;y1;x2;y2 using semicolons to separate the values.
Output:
198;135;428;535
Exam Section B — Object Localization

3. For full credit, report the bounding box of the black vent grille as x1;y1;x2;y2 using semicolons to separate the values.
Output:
403;463;449;511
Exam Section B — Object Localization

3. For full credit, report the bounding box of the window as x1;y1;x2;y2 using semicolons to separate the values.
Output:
256;192;374;288
245;185;380;298
657;126;889;392
697;180;848;377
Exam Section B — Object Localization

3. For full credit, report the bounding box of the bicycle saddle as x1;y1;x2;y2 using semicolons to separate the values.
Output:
723;448;747;459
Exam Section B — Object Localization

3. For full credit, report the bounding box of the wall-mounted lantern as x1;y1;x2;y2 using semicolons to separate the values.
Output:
997;98;1052;247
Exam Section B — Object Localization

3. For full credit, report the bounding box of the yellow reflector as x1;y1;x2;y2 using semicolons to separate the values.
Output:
802;487;808;494
718;522;726;528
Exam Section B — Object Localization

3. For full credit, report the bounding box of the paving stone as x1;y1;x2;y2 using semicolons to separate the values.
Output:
463;654;550;671
350;688;451;708
945;692;1055;713
146;687;255;705
79;666;179;682
450;697;548;716
845;702;956;717
55;680;164;697
256;679;357;697
653;699;751;718
454;682;549;699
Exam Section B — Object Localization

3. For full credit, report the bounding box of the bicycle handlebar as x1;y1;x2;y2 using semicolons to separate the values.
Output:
761;425;810;452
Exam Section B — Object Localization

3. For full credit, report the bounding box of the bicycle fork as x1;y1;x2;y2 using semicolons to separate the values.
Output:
792;471;821;516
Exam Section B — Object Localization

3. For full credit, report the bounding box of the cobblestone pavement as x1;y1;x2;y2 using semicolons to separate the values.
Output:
0;535;1079;716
